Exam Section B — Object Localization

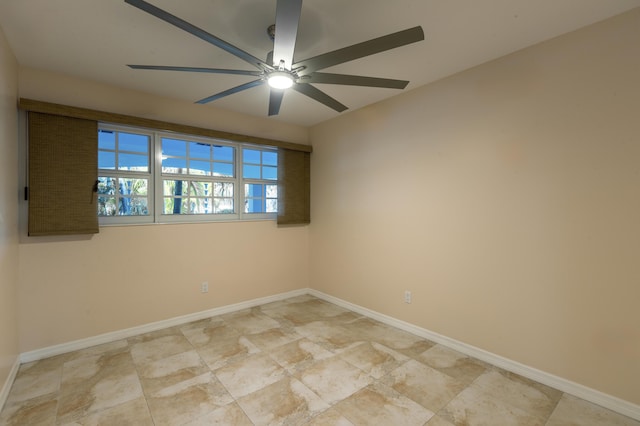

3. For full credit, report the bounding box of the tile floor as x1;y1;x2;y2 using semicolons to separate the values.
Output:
1;295;638;425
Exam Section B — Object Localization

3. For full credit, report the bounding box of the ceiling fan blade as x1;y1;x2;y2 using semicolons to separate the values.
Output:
272;0;302;69
291;84;347;113
125;0;271;71
268;89;285;116
293;26;424;76
127;65;263;76
195;79;265;104
304;72;409;89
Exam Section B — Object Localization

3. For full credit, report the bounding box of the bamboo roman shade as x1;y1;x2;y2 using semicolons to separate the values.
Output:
28;112;99;236
278;149;310;225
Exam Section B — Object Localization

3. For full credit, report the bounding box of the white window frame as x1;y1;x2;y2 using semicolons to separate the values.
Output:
98;123;278;226
98;124;155;226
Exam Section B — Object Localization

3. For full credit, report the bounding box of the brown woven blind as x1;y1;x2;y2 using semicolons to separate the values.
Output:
28;112;99;236
277;149;310;225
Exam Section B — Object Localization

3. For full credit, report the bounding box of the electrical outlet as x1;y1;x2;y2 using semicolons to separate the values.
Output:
404;290;412;304
201;282;209;293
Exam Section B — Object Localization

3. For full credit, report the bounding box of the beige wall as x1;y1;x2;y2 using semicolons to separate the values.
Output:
0;27;19;389
19;222;308;351
309;9;640;405
17;70;310;352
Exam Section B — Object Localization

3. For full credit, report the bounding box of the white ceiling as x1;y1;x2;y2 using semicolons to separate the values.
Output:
1;0;639;127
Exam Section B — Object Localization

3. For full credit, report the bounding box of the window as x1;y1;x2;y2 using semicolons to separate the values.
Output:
97;124;278;224
243;148;278;214
98;127;153;224
160;135;237;220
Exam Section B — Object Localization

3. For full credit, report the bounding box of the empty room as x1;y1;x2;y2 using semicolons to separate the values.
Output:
1;0;639;424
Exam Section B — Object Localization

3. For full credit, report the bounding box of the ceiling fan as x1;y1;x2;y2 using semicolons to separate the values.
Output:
124;0;424;116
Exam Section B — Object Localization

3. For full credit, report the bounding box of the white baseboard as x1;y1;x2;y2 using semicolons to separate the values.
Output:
0;356;21;413
308;289;640;422
20;288;308;364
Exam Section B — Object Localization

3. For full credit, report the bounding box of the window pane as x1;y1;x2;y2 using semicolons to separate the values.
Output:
244;198;263;213
215;198;234;214
243;165;261;179
162;157;187;174
189;160;210;176
163;180;189;196
162;138;186;157
98;197;117;216
190;142;210;159
245;184;263;197
262;166;277;180
263;151;278;166
98;151;115;170
163;197;190;214
162;197;175;214
131;198;149;215
213;162;234;177
119;133;149;153
213;145;234;161
118;178;148;196
189;181;212;197
98;130;115;150
97;177;116;195
118;153;148;172
189;197;212;214
243;149;261;164
266;199;278;213
214;182;234;197
118;197;148;215
266;184;278;198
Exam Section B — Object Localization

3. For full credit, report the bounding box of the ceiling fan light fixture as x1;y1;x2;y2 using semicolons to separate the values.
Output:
268;71;294;89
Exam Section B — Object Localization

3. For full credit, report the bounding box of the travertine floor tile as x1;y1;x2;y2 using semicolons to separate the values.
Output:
136;349;209;395
296;356;372;404
306;408;355;426
221;308;281;335
425;414;456;426
262;297;352;324
244;327;302;351
145;372;233;426
215;353;286;398
6;357;64;404
237;377;329;425
295;321;362;353
439;385;545;426
340;341;409;379
546;394;640;426
471;369;562;421
195;334;260;371
62;340;129;364
59;396;153;426
128;329;194;365
0;392;57;426
417;344;488;385
334;382;434;426
180;318;235;348
182;402;254;426
341;318;435;357
267;337;334;374
57;351;144;423
380;359;466;412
